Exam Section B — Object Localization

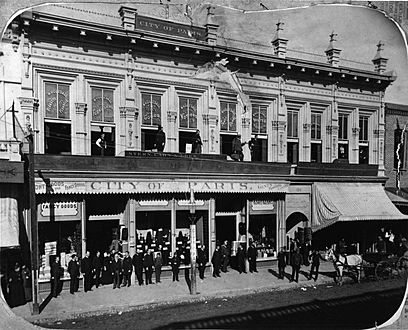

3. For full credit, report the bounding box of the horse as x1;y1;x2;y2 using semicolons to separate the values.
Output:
325;248;363;285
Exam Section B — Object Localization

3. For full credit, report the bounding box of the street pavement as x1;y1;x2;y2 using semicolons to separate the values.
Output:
11;261;338;325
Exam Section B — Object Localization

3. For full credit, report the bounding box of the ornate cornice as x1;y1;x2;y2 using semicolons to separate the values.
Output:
33;63;124;79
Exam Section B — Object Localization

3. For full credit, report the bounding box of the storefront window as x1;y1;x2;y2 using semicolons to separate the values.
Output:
136;211;171;265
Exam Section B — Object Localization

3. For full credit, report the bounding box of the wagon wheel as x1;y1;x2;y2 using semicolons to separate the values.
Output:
398;257;408;276
375;261;392;280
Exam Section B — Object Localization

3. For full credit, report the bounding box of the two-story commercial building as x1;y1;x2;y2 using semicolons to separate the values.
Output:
1;3;407;288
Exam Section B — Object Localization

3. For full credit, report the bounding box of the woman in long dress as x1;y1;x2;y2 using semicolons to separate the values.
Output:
101;252;113;285
8;263;25;308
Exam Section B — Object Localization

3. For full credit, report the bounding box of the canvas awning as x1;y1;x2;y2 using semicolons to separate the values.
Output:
312;182;408;232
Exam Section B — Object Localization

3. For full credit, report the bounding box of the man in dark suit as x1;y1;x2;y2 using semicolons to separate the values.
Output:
81;251;92;292
277;247;286;279
291;248;303;283
221;240;230;273
154;125;166;152
197;245;207;280
170;252;181;282
143;250;154;285
51;256;62;297
92;251;102;288
122;251;133;287
132;251;144;286
211;245;222;278
112;253;122;289
247;242;258;273
236;244;246;274
67;254;80;294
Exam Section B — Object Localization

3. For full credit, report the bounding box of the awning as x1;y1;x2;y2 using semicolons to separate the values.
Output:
0;184;19;248
312;182;408;232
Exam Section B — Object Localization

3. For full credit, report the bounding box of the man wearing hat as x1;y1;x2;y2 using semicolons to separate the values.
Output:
231;134;245;161
132;250;144;286
154;125;166;152
67;254;80;294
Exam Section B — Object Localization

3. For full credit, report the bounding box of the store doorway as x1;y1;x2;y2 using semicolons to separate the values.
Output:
215;214;237;245
87;220;119;254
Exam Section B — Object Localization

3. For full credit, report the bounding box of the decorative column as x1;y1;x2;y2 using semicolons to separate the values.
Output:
171;198;176;254
128;198;136;256
377;91;386;176
271;21;288;58
350;107;360;164
18;97;39;151
325;31;341;67
75;103;87;155
209;198;216;269
204;83;220;154
167;86;178;152
119;106;138;155
300;102;311;162
81;199;86;258
276;76;287;163
327;83;339;162
277;199;286;251
205;6;219;46
242;117;251;161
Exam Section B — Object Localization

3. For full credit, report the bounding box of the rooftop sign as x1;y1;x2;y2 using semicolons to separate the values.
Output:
136;15;206;41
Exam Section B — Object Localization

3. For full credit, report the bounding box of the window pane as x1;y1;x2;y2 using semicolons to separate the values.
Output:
45;83;58;118
229;103;236;131
92;88;103;122
287;111;293;137
152;94;161;126
58;84;70;119
220;102;228;131
260;107;267;134
179;97;188;128
103;90;114;122
252;106;259;133
142;94;152;125
188;98;197;128
293;112;298;137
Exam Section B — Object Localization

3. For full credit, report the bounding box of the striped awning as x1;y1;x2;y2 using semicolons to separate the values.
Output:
312;182;408;231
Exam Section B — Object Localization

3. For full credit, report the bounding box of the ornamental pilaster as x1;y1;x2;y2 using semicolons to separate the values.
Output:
18;97;39;152
202;113;219;154
119;107;138;151
74;103;88;155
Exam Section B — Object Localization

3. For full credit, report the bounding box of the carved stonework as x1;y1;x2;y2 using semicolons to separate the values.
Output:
352;127;360;135
119;107;137;119
18;97;39;111
75;103;87;115
202;114;218;125
303;123;311;132
167;110;177;123
3;21;21;52
242;117;251;128
326;125;338;134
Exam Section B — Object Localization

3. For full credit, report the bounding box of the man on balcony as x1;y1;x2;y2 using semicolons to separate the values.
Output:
154;125;166;152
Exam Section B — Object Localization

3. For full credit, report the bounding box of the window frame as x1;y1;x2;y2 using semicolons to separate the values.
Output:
251;103;268;134
311;112;322;140
338;113;348;141
179;96;198;129
91;87;114;123
287;110;299;138
220;100;237;132
141;92;162;126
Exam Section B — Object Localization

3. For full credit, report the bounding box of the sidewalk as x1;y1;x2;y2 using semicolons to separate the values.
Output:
12;261;337;324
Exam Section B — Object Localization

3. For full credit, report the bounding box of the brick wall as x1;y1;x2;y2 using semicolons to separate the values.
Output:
385;103;408;188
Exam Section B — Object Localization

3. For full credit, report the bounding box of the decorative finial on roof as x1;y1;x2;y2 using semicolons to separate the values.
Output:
372;40;388;74
329;31;338;43
272;20;288;58
276;20;284;31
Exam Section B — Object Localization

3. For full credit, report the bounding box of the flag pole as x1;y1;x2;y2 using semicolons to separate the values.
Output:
11;101;16;139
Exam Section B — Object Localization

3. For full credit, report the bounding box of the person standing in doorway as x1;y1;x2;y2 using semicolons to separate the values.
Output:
236;244;246;274
21;265;32;302
112;253;122;289
221;240;230;273
170;252;181;282
290;248;303;283
143;250;154;285
102;252;113;285
8;263;25;307
154;125;166;152
132;251;144;286
92;251;102;288
51;256;62;298
81;251;92;292
231;134;246;161
154;252;163;283
68;254;80;294
197;245;207;280
248;134;260;161
248;242;258;273
122;251;133;287
96;133;107;156
277;247;286;279
211;245;222;277
192;129;203;154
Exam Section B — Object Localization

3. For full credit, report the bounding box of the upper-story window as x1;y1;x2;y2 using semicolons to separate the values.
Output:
252;104;267;134
220;101;237;132
311;113;322;140
45;82;70;119
142;93;161;126
44;82;71;155
91;88;114;122
359;116;369;142
287;110;299;138
338;114;348;140
179;97;197;129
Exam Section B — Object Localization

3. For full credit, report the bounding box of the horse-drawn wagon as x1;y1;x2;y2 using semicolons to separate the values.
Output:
362;252;403;280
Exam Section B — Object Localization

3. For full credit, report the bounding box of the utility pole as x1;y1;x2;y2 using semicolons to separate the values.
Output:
188;188;197;295
28;130;39;315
